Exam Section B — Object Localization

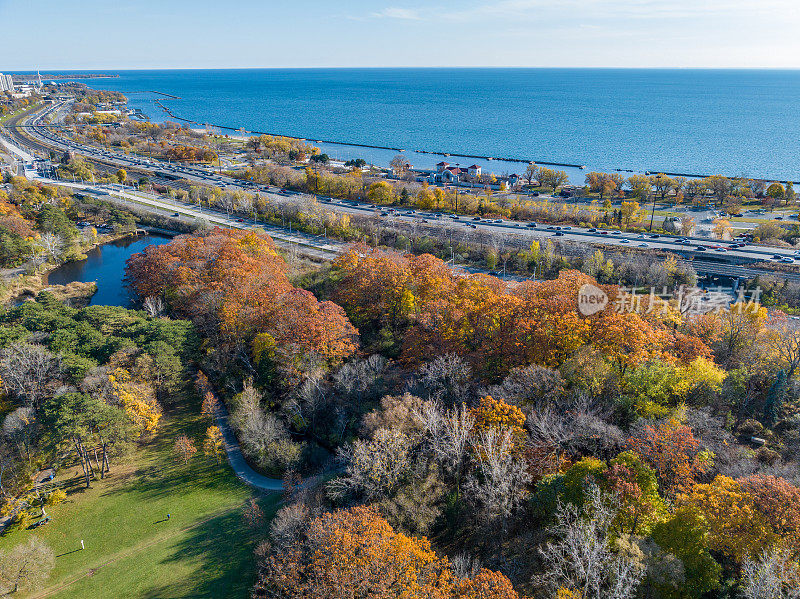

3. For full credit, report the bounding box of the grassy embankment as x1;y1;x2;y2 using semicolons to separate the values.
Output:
0;387;277;599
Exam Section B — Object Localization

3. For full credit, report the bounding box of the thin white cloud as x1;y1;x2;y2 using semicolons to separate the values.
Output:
369;0;799;23
371;7;422;20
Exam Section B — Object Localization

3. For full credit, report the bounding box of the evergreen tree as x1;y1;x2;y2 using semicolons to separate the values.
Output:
764;370;786;426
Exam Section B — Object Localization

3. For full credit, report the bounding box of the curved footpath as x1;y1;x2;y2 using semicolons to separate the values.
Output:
212;401;284;492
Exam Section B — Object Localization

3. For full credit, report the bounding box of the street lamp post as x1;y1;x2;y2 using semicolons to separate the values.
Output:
649;174;662;232
454;163;460;212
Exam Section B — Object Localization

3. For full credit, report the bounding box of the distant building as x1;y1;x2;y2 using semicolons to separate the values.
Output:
426;160;522;190
0;73;14;93
431;161;481;183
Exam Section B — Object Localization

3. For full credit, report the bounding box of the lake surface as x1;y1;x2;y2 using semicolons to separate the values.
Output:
45;233;172;307
58;68;800;182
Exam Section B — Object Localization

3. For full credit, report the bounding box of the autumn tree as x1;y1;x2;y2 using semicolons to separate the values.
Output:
739;475;800;553
585;172;623;200
650;174;675;202
538;168;569;193
203;425;224;463
525;162;538;185
627;175;652;200
127;228;357;376
254;507;461;598
627;418;709;495
676;475;774;562
174;435;197;465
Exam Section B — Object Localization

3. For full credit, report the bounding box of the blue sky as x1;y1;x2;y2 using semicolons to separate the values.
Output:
1;0;799;69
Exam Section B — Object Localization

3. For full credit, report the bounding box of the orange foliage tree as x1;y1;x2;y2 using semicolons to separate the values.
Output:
333;245;710;379
255;506;520;599
627;418;709;495
739;474;800;553
127;228;357;367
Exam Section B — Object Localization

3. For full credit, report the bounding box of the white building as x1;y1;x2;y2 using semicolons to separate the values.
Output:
0;73;15;93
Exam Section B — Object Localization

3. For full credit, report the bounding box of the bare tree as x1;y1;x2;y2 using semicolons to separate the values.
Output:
464;427;531;532
142;295;165;317
741;547;800;599
536;485;644;599
3;407;36;467
419;402;474;494
0;536;55;596
327;428;412;502
38;232;64;263
484;364;564;408
417;354;472;407
0;343;61;408
270;502;311;550
334;355;388;408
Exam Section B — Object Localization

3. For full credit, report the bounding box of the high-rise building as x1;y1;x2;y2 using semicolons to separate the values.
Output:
0;73;13;92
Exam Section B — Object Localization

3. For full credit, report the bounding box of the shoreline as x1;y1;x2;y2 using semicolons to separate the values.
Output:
114;90;798;185
154;104;796;183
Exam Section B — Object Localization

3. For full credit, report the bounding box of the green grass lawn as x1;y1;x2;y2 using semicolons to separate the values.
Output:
0;393;278;599
0;102;42;125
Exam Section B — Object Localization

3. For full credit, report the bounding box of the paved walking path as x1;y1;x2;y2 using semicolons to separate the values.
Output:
212;401;284;491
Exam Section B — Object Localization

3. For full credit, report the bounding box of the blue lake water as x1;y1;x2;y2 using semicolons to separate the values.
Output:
55;68;800;181
45;233;172;307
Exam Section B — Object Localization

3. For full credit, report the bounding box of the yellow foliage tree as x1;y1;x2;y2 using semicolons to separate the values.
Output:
108;368;161;435
676;475;775;562
203;426;224;463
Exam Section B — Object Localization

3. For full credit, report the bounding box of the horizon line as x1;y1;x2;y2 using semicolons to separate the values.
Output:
5;66;800;72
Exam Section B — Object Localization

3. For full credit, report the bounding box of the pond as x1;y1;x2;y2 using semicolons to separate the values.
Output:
45;233;173;307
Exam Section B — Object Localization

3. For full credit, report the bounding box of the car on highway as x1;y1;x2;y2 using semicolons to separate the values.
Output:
600;231;609;235
696;246;707;251
773;254;784;260
782;257;795;263
620;239;630;243
472;216;481;221
638;243;649;247
527;222;537;228
172;212;180;217
236;218;244;222
612;231;622;235
587;228;597;232
553;231;564;236
715;248;728;252
562;226;572;230
649;234;660;239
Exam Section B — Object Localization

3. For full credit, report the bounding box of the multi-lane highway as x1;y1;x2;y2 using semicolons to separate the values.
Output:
5;101;800;279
